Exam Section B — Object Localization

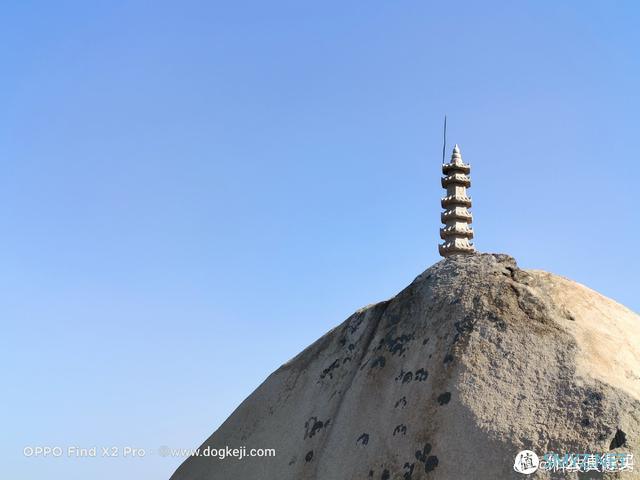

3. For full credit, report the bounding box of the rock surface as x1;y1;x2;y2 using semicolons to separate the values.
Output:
170;254;640;479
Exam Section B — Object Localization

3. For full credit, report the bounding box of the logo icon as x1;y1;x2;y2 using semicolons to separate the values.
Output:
514;450;539;474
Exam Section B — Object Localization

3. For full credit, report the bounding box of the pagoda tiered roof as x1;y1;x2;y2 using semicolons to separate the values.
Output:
440;224;474;240
442;162;470;175
438;238;476;256
439;144;476;257
441;207;473;223
441;194;472;208
441;173;471;188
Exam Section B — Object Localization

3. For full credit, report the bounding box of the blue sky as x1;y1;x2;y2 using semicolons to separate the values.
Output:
2;1;639;479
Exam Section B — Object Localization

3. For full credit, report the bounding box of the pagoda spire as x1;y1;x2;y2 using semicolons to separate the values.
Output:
439;144;476;257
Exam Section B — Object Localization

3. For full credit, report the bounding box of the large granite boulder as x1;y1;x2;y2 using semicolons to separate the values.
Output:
171;254;639;479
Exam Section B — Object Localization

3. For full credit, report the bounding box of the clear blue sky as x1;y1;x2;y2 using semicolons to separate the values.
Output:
2;1;638;479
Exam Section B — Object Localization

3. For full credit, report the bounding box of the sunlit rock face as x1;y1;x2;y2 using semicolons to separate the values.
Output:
170;254;639;480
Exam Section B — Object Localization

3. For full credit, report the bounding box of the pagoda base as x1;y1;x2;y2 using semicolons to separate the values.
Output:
439;239;476;257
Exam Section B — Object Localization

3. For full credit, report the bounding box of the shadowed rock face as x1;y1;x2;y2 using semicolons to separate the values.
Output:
170;254;640;480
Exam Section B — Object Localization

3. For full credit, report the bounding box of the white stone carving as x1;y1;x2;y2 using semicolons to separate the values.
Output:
439;144;476;257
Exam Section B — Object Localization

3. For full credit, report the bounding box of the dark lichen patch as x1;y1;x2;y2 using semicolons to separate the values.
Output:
368;470;374;478
583;390;603;406
305;450;313;462
395;396;407;409
414;369;428;382
443;353;454;364
437;392;451;405
393;424;407;436
304;417;330;439
581;389;607;428
402;462;415;479
422;337;430;345
381;469;390;480
581;418;590;427
610;429;627;450
370;356;386;369
357;433;370;446
388;333;415;356
415;443;432;462
376;332;416;357
453;315;476;343
342;356;352;364
395;369;413;383
395;369;427;384
347;315;364;334
415;444;438;473
348;343;355;351
425;456;439;472
487;311;507;331
320;359;341;380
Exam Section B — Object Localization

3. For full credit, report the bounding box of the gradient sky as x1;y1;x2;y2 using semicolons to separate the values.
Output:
2;1;639;479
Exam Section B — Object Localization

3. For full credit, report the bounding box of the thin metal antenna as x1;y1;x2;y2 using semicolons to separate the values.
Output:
442;115;447;164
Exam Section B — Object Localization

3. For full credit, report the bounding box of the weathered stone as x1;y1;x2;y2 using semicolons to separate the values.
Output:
170;254;639;479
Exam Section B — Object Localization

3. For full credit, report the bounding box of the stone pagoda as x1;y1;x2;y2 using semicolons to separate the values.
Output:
439;144;476;257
